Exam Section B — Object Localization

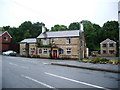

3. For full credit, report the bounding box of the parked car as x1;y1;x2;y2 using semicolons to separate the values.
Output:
2;50;17;56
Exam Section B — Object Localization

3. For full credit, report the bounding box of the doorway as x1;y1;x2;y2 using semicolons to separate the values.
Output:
53;50;57;59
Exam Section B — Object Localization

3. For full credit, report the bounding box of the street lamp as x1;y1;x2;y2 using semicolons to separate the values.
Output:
79;21;84;61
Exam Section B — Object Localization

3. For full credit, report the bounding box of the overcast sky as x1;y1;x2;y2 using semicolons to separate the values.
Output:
0;0;119;29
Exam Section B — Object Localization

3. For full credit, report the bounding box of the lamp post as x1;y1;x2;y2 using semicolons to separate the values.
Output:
79;21;84;61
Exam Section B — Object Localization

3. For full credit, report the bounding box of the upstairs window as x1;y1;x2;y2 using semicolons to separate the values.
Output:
103;50;106;54
4;37;8;41
109;43;114;47
51;38;55;44
22;48;26;55
43;39;47;45
109;50;115;54
102;44;106;47
66;38;71;44
66;48;71;55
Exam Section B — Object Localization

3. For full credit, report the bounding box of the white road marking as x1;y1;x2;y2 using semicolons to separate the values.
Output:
43;62;49;65
9;62;28;69
20;66;29;69
21;60;37;64
9;62;18;66
21;75;57;90
45;72;110;90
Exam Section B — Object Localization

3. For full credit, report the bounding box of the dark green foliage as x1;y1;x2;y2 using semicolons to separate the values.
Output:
51;24;68;31
3;21;45;43
68;22;79;30
90;57;110;64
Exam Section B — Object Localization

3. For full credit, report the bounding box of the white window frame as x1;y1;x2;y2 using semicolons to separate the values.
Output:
43;39;47;45
30;48;35;54
22;48;26;55
43;49;47;54
4;37;8;41
51;38;55;43
66;38;71;44
66;48;71;55
102;43;106;47
109;43;114;47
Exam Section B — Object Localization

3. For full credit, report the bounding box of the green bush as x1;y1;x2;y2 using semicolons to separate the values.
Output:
109;60;120;64
90;57;110;64
100;58;110;62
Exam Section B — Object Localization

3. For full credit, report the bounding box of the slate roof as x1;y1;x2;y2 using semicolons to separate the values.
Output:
100;38;116;44
20;38;36;43
0;31;12;38
37;30;80;38
0;31;6;36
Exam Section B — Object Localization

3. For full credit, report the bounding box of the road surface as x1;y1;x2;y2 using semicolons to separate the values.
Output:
2;56;119;89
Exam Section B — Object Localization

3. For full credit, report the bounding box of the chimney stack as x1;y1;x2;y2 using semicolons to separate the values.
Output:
80;22;84;32
42;26;46;33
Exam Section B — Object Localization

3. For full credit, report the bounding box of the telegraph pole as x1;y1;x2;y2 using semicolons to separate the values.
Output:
79;21;84;61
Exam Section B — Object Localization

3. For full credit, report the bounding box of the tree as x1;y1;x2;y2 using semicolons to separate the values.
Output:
3;26;10;31
51;24;68;31
102;21;118;41
81;20;96;51
30;22;45;37
68;22;79;30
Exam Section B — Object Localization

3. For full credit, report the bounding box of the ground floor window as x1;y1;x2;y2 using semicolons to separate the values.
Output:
30;48;35;54
59;49;64;54
103;50;106;54
109;50;115;54
22;48;26;55
43;49;47;54
66;48;71;55
39;49;42;54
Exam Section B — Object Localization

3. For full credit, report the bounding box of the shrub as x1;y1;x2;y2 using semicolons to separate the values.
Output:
109;60;120;64
90;57;110;64
83;59;89;63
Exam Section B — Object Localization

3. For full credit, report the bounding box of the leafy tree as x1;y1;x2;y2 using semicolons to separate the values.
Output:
68;22;79;30
102;21;118;41
51;24;68;31
3;26;10;31
81;20;96;51
3;21;46;43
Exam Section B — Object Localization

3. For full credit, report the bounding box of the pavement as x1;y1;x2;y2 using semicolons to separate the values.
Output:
51;60;120;73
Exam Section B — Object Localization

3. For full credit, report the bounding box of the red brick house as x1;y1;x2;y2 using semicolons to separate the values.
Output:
0;31;12;53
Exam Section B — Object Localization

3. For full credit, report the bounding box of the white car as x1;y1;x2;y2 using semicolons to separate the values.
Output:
2;50;17;56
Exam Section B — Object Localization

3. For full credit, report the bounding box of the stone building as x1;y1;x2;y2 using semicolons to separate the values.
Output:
100;38;116;57
19;38;37;57
36;29;87;59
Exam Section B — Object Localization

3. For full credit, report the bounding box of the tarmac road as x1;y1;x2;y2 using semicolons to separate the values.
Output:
2;56;119;89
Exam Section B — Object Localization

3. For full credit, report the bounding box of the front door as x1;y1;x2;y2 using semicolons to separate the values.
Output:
53;50;57;59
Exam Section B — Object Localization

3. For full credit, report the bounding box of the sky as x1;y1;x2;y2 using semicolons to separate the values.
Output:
0;0;119;29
